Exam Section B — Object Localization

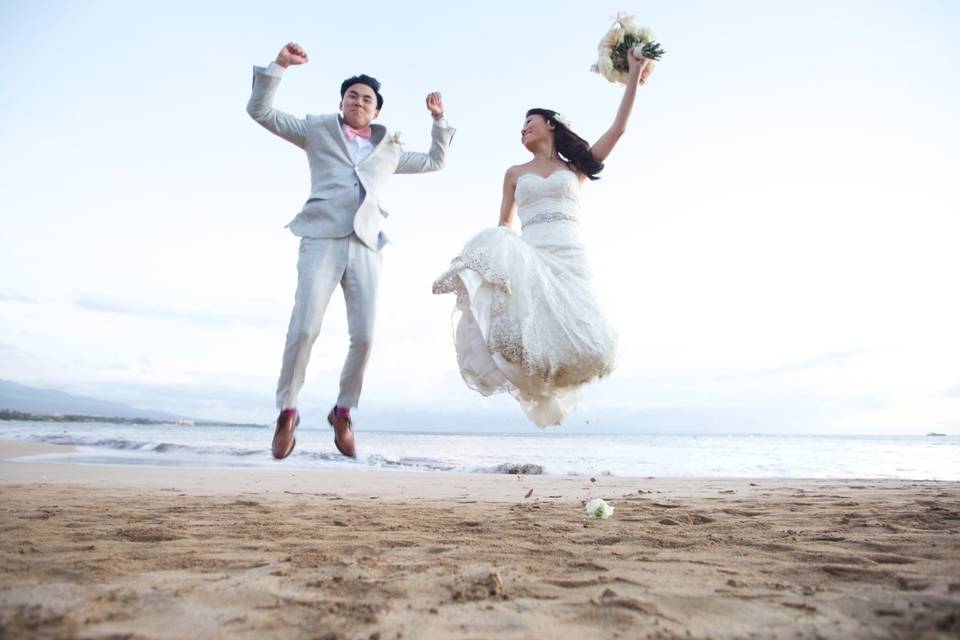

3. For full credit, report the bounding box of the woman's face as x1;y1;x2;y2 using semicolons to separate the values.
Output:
521;114;555;151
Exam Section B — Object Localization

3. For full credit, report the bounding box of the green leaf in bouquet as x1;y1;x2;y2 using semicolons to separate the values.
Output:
611;33;642;73
641;41;665;61
610;33;665;72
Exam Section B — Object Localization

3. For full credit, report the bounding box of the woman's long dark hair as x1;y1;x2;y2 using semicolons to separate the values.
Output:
526;108;604;180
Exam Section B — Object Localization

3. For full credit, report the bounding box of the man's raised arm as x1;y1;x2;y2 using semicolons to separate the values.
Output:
246;42;310;149
395;91;456;174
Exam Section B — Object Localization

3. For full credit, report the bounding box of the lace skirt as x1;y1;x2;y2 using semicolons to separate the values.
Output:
432;226;617;427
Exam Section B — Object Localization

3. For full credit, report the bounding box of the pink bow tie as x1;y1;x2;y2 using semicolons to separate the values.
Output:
345;125;372;140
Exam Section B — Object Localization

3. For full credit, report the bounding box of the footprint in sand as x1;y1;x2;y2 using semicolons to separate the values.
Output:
665;514;715;525
547;577;606;588
567;561;609;572
115;527;182;543
721;508;766;517
896;577;931;591
819;565;894;582
868;554;917;565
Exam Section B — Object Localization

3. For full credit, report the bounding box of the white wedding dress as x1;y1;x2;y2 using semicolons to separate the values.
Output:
432;169;617;427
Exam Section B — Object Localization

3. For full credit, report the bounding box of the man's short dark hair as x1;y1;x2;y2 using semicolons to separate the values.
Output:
340;74;384;110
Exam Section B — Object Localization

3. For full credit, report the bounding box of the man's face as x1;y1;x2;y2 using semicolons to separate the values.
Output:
340;83;380;129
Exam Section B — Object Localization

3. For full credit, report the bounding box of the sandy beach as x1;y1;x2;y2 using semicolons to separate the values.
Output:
1;440;958;639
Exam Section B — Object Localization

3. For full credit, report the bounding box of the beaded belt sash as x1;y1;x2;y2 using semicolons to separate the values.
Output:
521;211;579;230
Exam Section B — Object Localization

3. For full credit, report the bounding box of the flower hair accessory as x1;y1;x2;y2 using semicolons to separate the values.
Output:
552;113;572;129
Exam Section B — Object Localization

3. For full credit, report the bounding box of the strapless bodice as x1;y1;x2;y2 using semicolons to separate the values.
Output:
515;169;582;245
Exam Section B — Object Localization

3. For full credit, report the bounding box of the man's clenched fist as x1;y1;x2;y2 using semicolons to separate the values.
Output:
276;42;309;68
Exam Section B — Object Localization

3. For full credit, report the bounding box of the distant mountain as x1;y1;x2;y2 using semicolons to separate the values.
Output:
0;379;187;422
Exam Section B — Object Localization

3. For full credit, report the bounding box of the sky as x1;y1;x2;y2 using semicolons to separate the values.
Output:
1;0;958;433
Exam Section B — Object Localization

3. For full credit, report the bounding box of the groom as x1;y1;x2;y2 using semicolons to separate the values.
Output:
247;42;455;460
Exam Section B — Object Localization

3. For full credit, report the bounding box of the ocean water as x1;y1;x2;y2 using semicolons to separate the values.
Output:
0;420;957;480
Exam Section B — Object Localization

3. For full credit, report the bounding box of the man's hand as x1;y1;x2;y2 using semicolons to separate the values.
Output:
425;92;444;118
276;42;309;68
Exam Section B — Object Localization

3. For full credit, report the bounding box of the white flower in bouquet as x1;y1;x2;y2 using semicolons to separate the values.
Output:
617;13;635;28
591;12;665;86
599;56;616;80
585;497;615;519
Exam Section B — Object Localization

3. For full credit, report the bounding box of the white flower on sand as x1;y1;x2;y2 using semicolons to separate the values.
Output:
390;131;402;145
585;498;615;519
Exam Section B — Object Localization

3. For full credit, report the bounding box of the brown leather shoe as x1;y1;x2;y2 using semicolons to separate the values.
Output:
272;410;299;459
327;409;357;459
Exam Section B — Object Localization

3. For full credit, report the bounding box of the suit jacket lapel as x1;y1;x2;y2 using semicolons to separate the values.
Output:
324;114;352;160
360;124;390;164
369;124;386;147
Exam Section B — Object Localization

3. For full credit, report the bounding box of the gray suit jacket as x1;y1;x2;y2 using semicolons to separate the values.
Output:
246;66;456;250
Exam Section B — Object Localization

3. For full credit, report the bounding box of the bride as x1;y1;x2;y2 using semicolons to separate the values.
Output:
433;51;650;427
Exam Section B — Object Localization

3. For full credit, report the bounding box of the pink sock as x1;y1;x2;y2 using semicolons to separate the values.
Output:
335;406;351;419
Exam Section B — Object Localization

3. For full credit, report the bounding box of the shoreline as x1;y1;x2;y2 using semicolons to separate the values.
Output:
4;439;957;501
2;426;958;481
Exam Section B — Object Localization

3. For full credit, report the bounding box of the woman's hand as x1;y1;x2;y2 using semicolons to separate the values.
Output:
627;49;651;84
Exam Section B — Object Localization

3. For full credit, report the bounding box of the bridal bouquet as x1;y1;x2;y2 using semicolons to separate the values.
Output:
591;13;665;85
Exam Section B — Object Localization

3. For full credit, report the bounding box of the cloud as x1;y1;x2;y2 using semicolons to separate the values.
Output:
763;348;878;375
73;293;278;329
703;348;882;385
64;375;277;423
0;290;37;304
